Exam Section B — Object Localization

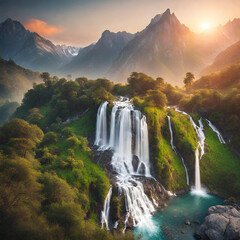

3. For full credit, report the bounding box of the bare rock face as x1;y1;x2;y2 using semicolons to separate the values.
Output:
196;205;240;240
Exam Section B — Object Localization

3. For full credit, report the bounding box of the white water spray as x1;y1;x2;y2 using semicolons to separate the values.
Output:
206;119;226;144
167;116;189;185
95;101;108;148
96;99;157;231
101;186;112;230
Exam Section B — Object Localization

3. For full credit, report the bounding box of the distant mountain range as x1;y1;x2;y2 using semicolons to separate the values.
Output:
1;10;240;84
62;30;135;78
0;18;79;72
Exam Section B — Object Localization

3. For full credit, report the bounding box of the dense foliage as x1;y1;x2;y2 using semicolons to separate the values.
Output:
1;65;240;239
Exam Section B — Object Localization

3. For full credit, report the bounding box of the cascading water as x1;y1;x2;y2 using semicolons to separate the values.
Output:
96;99;156;232
175;109;206;193
101;186;112;230
167;116;189;185
108;105;118;148
95;101;108;149
206;119;226;144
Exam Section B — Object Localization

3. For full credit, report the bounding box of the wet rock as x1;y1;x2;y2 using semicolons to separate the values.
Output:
196;205;240;240
194;232;202;239
138;162;146;175
194;220;201;225
132;155;139;172
185;220;191;225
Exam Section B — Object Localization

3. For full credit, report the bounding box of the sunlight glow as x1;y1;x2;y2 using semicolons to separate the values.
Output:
201;22;211;31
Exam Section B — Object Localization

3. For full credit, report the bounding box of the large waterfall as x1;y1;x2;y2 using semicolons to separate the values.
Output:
167;116;189;185
175;109;206;193
95;99;156;231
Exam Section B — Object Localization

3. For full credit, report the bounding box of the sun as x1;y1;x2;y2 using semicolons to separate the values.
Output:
201;23;211;31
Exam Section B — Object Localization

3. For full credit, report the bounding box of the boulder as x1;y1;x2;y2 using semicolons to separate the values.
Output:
196;205;240;240
132;155;139;172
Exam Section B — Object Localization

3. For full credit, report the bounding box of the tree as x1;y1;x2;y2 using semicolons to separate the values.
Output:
184;72;195;89
144;90;168;109
0;119;44;146
40;72;50;83
67;136;80;147
27;108;43;124
40;172;76;205
41;132;57;146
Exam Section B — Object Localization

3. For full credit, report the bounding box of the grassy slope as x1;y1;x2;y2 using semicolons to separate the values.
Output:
168;109;198;185
201;120;240;198
39;109;109;213
66;109;96;137
145;107;188;191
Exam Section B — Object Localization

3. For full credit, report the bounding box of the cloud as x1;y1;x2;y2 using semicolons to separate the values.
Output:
23;18;63;36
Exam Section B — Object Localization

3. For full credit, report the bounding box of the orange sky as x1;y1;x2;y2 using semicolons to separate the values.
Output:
1;0;240;46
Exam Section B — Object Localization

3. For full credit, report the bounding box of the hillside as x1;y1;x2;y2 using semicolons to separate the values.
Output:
0;57;41;103
201;41;240;75
192;63;240;91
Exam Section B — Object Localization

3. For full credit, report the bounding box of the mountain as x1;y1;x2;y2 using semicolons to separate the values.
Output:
62;30;135;78
0;18;77;72
108;9;205;84
193;63;240;91
0;57;41;103
195;18;240;67
201;41;240;75
56;44;80;57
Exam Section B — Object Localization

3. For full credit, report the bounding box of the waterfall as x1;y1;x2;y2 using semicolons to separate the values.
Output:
95;101;108;149
101;186;112;230
175;109;206;192
167;116;189;185
109;105;118;148
206;119;226;144
96;99;156;231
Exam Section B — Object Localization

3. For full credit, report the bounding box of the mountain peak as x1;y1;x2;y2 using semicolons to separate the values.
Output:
150;9;171;25
0;18;26;32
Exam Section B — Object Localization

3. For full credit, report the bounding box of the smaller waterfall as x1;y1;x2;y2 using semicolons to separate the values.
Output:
206;119;226;144
95;101;108;148
175;109;205;192
167;116;177;154
101;186;112;230
167;116;189;185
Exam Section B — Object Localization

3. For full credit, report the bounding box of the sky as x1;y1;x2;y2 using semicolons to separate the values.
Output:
0;0;240;47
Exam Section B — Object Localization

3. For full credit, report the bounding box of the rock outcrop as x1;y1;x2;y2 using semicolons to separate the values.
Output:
196;205;240;240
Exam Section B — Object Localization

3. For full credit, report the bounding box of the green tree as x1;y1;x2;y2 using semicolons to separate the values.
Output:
41;132;57;146
27;108;43;124
184;72;195;89
40;72;50;83
144;90;168;109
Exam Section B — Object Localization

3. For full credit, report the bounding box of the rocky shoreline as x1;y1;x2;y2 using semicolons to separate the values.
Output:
195;205;240;240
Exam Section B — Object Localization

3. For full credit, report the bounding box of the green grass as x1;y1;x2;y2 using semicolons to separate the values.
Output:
201;120;240;198
39;109;109;208
158;137;188;191
168;109;197;184
66;109;96;137
39;102;53;127
144;107;188;191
